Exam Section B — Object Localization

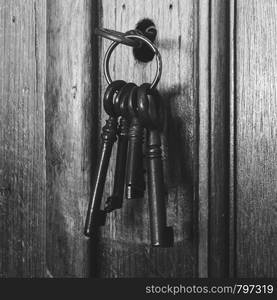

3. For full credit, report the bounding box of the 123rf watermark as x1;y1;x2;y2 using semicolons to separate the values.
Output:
145;284;274;295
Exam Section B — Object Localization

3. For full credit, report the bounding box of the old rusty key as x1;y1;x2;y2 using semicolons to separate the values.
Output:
125;85;146;199
137;83;174;247
105;83;136;212
84;80;126;237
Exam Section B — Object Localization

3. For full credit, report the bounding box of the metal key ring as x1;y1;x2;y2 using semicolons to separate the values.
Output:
114;82;137;118
95;28;141;48
137;83;164;130
104;34;162;90
103;80;126;117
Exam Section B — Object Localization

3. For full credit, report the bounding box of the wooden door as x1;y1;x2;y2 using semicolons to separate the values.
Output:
0;0;277;278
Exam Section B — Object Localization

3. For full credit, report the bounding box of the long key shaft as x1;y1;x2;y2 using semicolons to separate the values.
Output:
84;80;125;237
105;83;136;212
137;84;174;247
125;86;145;199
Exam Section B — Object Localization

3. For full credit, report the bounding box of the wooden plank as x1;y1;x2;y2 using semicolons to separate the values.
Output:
236;0;277;277
208;0;230;277
46;0;97;277
0;0;46;277
199;0;231;278
229;0;236;278
198;0;209;278
96;0;199;278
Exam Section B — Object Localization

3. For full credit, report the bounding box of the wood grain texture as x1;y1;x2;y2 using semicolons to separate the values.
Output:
229;0;236;278
199;0;231;278
209;0;230;278
46;0;97;277
96;0;199;278
0;0;46;277
236;0;277;277
198;0;209;278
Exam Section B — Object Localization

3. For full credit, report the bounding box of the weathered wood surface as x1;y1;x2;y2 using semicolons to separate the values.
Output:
46;0;97;277
96;0;199;278
208;0;230;278
229;0;236;278
235;0;277;277
198;0;209;278
198;0;231;279
0;0;46;277
4;0;277;279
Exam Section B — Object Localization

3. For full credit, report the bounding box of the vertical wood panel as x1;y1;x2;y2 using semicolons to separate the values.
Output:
236;0;277;277
97;0;199;278
198;0;209;278
229;0;236;278
0;0;46;277
46;0;97;277
199;0;231;278
209;0;230;277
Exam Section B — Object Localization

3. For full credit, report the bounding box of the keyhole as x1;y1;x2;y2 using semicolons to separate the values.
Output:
133;19;157;63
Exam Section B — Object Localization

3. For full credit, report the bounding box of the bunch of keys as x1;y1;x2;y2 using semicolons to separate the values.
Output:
84;31;173;247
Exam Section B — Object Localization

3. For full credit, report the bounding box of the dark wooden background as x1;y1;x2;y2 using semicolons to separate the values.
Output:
0;0;277;278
